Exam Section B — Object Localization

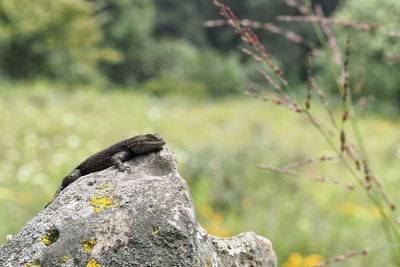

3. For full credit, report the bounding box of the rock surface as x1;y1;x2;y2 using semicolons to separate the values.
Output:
0;148;277;267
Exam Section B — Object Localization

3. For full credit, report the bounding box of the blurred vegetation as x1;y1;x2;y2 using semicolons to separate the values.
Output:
0;83;399;266
95;0;158;84
0;0;115;83
0;0;399;109
1;0;400;265
140;39;251;96
314;0;400;112
0;0;336;94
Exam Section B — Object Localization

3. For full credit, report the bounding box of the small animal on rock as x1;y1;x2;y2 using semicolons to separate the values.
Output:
45;133;166;207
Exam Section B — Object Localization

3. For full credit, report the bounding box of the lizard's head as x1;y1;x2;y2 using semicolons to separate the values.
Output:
131;133;166;154
145;133;166;145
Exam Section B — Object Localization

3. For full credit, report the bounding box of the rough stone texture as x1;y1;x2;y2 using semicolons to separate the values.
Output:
0;148;277;267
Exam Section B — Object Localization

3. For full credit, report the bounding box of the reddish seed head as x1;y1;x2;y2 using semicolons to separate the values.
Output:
347;185;354;191
340;130;346;152
355;160;361;170
342;111;349;121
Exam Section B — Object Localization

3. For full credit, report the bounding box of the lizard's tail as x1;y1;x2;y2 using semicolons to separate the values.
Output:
44;186;63;208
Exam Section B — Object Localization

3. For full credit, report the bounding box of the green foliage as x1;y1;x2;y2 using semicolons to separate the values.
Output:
147;39;249;96
151;0;341;84
316;0;400;105
190;49;248;96
97;1;250;93
153;0;208;46
0;0;345;98
97;0;158;85
141;78;209;99
0;0;114;83
148;39;200;82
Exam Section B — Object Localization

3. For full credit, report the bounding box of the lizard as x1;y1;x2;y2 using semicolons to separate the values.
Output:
45;133;166;207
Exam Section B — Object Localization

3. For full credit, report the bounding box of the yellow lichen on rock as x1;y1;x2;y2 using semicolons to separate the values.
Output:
82;239;97;253
41;228;59;246
86;258;102;267
99;184;109;190
23;260;41;267
61;255;70;263
90;183;119;213
90;194;114;213
153;226;159;235
41;234;52;246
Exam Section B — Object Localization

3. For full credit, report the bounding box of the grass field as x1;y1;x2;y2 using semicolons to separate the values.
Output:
1;82;399;266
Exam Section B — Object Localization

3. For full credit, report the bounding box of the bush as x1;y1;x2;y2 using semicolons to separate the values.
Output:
191;49;249;96
0;0;116;83
152;39;249;96
98;0;157;85
315;0;400;106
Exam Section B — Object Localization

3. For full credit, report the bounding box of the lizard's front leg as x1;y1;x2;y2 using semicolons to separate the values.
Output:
111;151;132;172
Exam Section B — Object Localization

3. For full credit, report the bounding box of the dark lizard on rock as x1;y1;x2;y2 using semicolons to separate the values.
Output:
45;133;166;207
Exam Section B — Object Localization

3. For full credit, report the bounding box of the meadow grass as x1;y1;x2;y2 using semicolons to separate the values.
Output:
0;82;399;266
210;0;400;265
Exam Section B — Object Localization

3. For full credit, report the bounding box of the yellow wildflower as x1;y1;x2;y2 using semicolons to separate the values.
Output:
282;252;324;267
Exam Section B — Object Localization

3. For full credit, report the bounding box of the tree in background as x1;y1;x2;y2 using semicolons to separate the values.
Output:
1;0;399;107
0;0;116;83
95;0;158;85
142;39;249;97
96;0;249;94
152;0;340;83
153;0;208;46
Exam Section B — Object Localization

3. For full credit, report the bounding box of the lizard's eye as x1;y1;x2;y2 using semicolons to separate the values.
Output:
147;133;161;141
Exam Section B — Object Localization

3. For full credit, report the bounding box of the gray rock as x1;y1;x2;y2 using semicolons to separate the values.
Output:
0;148;277;267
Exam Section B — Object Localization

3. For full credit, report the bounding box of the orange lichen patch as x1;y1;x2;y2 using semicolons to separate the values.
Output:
61;255;70;263
86;258;102;267
82;239;97;253
153;227;159;235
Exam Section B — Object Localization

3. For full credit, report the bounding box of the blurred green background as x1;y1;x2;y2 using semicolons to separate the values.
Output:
0;0;399;266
